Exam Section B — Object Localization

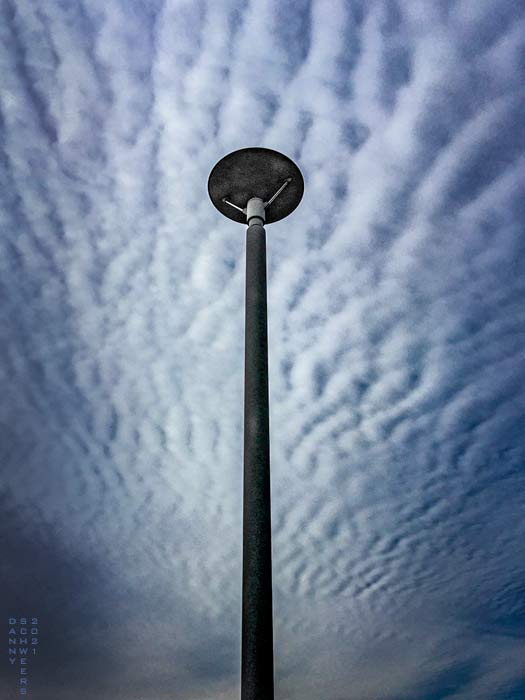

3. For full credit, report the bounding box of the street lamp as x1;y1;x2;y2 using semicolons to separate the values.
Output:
208;148;304;700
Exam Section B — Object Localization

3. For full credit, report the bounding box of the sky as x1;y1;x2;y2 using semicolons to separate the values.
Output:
1;0;524;699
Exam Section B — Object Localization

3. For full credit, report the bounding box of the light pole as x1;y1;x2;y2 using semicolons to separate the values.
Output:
208;148;304;700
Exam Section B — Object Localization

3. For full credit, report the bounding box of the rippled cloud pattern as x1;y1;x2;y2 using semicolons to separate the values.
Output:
1;1;524;699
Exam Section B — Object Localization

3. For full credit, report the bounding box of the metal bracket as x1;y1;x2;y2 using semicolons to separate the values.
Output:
222;178;292;217
222;198;245;214
264;177;292;209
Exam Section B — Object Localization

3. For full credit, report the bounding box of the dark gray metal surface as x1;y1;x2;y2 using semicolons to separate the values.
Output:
207;147;303;700
242;221;274;700
208;147;304;224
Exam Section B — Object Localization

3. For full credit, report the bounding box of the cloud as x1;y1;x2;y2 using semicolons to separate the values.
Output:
1;0;524;698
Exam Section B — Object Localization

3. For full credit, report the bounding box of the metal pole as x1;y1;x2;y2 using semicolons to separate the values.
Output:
208;147;303;700
242;216;274;700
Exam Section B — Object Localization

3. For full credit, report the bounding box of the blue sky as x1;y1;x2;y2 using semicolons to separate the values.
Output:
1;1;524;699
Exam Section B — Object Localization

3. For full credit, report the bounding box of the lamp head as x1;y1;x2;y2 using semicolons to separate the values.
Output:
208;147;304;224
